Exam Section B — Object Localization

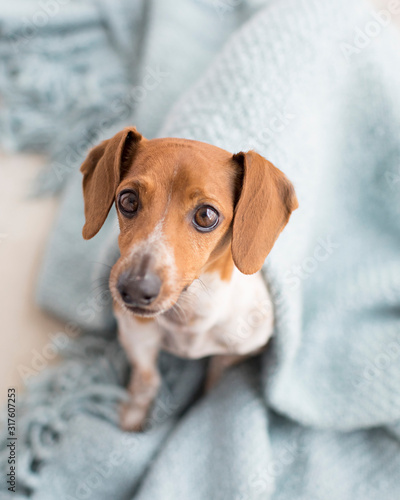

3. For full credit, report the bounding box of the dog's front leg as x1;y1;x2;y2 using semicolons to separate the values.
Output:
115;306;162;431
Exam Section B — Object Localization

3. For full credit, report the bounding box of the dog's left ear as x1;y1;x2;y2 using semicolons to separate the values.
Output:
231;150;298;274
80;127;143;240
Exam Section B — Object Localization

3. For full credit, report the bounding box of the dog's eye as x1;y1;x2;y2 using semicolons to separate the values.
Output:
193;205;219;232
118;190;139;217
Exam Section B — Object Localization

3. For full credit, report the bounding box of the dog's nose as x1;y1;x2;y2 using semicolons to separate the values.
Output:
117;271;161;307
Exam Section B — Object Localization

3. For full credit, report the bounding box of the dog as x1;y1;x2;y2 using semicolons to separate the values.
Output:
80;126;298;431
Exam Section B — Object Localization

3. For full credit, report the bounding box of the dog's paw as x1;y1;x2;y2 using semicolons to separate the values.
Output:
119;402;148;432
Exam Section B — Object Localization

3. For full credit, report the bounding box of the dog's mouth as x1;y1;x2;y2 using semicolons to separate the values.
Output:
125;304;162;317
123;287;191;319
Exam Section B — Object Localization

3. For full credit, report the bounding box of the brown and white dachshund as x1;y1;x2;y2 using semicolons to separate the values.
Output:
80;126;298;431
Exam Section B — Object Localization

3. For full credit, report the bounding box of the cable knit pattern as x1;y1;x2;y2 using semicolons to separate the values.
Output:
1;0;400;498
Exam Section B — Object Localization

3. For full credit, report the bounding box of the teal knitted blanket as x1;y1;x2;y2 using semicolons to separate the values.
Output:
1;0;400;498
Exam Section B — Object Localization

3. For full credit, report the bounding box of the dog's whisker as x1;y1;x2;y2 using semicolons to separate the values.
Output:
171;300;188;322
89;261;114;270
187;278;211;298
89;287;109;296
177;293;197;308
90;277;111;286
90;282;109;290
90;276;111;285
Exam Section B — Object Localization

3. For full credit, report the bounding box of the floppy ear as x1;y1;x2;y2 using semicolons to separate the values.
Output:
80;127;143;240
231;150;298;274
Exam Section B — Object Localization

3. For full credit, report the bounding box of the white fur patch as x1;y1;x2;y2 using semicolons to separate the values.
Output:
157;269;274;358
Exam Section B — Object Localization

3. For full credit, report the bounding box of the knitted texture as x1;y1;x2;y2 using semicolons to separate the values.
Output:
1;0;400;498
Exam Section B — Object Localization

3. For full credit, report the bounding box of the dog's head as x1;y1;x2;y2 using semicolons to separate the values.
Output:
81;127;298;317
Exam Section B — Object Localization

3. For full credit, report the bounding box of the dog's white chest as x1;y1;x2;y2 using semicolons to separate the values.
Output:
157;270;274;358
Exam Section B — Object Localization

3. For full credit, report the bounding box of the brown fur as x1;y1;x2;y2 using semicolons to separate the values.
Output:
231;151;299;274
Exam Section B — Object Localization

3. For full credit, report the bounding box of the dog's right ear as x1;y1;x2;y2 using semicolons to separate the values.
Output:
80;127;143;240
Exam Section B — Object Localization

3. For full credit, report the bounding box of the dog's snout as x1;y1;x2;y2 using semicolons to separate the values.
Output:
117;270;161;307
